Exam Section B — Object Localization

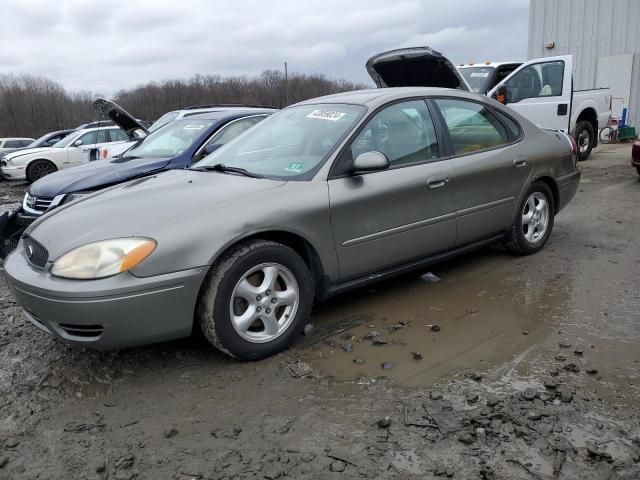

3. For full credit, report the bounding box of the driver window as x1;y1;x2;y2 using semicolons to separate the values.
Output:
78;131;98;146
504;61;564;103
350;100;439;167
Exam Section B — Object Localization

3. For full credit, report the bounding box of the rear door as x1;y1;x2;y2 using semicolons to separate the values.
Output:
432;97;531;245
487;55;573;132
328;99;456;280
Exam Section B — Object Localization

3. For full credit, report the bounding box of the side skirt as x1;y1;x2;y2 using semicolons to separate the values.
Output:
320;234;505;300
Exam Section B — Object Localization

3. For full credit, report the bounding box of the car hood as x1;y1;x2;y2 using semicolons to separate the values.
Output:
93;98;149;139
4;147;57;160
29;157;174;198
27;169;286;258
366;47;471;90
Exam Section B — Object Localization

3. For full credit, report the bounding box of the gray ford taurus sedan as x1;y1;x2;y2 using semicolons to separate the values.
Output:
4;87;580;359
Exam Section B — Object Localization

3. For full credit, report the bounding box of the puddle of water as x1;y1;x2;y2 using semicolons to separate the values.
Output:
298;250;571;387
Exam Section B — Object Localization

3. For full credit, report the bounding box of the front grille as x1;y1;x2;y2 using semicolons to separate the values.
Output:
24;193;52;213
23;236;49;268
58;323;104;338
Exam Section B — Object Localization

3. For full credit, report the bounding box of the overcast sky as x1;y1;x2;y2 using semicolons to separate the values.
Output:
0;0;529;95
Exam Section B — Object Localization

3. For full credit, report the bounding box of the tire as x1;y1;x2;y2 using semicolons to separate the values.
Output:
574;121;594;161
26;160;56;183
505;181;555;256
599;126;616;144
637;167;640;177
197;239;314;360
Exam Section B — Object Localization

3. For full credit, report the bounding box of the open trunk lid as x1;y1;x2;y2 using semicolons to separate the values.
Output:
93;98;149;140
366;47;470;90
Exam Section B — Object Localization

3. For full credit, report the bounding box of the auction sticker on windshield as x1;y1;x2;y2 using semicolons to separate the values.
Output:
470;72;490;77
306;109;346;121
183;124;206;130
284;162;304;173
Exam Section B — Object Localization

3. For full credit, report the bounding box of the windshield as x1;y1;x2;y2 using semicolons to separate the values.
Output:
122;118;214;159
459;67;495;93
195;104;365;180
52;131;81;148
149;111;179;132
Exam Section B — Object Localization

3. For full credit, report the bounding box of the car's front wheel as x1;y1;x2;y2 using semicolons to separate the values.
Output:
197;240;314;360
26;160;57;183
505;181;555;256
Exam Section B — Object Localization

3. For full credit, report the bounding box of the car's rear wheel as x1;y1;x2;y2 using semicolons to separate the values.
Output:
197;239;314;360
636;167;640;177
574;121;594;161
505;181;555;256
26;160;57;183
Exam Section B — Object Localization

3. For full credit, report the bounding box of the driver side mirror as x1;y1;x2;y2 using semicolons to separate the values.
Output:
352;151;389;174
73;139;83;146
495;84;508;105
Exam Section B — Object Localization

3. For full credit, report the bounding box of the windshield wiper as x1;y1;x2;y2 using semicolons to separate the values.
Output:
190;163;264;179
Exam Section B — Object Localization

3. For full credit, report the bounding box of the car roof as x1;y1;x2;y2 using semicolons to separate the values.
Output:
0;137;34;140
175;109;276;121
294;87;485;108
73;126;122;134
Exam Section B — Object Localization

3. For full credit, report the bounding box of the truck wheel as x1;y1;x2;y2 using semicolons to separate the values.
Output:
574;121;594;161
197;239;314;360
26;160;57;183
505;181;555;256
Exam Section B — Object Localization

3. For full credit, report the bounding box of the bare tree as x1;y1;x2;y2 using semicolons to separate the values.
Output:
0;70;368;137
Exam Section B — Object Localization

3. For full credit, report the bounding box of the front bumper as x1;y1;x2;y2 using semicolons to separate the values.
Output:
0;166;26;180
0;207;38;258
556;168;581;213
3;244;208;349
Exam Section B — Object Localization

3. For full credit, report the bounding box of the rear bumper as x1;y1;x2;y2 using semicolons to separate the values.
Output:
556;169;580;213
4;245;208;349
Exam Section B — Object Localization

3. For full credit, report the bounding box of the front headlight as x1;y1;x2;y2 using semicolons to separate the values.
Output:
51;238;156;279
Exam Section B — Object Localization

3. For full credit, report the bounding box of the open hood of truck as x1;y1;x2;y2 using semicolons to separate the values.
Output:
93;98;149;140
366;47;470;90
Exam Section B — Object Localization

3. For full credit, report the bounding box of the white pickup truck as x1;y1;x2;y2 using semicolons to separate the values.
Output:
367;48;611;160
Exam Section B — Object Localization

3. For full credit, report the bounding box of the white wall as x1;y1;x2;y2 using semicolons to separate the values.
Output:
528;0;640;128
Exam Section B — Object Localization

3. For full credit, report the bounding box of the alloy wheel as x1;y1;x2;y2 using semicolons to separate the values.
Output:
229;262;299;343
522;192;550;243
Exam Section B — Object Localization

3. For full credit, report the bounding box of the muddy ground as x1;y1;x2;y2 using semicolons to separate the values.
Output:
0;144;639;479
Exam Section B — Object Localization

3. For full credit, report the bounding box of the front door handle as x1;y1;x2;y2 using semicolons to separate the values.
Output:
427;174;449;189
513;156;528;168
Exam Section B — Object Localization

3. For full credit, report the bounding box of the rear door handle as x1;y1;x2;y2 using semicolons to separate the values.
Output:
514;156;528;168
427;174;449;189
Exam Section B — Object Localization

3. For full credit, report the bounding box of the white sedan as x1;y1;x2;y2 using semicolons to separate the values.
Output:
1;126;128;183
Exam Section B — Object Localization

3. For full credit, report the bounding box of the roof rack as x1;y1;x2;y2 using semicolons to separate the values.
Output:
182;104;275;110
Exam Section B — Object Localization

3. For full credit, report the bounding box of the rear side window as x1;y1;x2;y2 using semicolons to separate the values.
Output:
109;129;129;142
4;140;23;148
434;99;509;154
493;110;522;140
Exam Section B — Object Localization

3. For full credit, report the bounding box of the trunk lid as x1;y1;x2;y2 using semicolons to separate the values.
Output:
366;47;470;90
93;98;149;140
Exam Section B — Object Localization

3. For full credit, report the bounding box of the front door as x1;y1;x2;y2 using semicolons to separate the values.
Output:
431;97;532;245
488;55;573;132
66;130;100;167
328;99;456;280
